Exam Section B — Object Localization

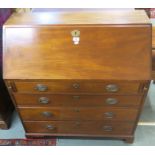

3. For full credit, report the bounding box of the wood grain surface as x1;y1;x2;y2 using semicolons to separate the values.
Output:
11;80;142;94
3;26;151;80
24;120;135;135
3;11;151;142
14;93;143;107
4;10;150;26
18;106;139;121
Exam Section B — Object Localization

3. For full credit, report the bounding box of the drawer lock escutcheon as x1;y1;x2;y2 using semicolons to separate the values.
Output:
74;108;80;112
73;95;80;100
75;121;81;127
71;30;80;45
72;83;80;89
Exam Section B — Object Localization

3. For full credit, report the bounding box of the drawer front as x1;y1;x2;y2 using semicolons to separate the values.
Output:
19;107;139;121
14;93;143;107
24;121;134;135
12;81;142;94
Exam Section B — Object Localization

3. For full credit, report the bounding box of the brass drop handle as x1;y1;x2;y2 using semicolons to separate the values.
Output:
46;124;55;130
72;83;80;89
35;84;48;92
39;97;49;104
106;98;118;105
106;84;119;92
42;111;53;117
104;112;115;118
103;125;113;132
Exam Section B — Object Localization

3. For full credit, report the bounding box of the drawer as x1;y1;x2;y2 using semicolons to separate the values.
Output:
18;107;139;121
11;80;143;94
24;121;134;135
14;93;143;107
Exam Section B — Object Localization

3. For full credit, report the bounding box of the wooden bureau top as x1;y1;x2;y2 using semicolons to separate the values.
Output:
4;10;150;26
3;11;152;80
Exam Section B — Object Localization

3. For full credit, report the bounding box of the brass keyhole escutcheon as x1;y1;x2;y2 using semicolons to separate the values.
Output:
72;83;80;89
73;95;80;100
71;30;80;37
71;30;80;45
75;121;81;127
74;108;80;112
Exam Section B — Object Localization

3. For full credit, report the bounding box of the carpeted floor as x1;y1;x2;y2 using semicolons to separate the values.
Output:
0;139;56;146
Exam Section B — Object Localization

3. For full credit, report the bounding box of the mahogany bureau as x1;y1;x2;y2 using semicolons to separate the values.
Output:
3;10;152;143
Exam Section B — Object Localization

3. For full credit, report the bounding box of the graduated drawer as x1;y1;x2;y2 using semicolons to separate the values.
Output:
14;93;143;107
24;121;134;135
11;81;143;94
18;107;139;121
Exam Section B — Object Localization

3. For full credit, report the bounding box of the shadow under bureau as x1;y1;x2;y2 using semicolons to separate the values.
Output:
3;10;152;143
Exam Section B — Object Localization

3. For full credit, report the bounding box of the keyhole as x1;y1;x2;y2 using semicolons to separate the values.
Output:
71;30;80;37
71;30;80;45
